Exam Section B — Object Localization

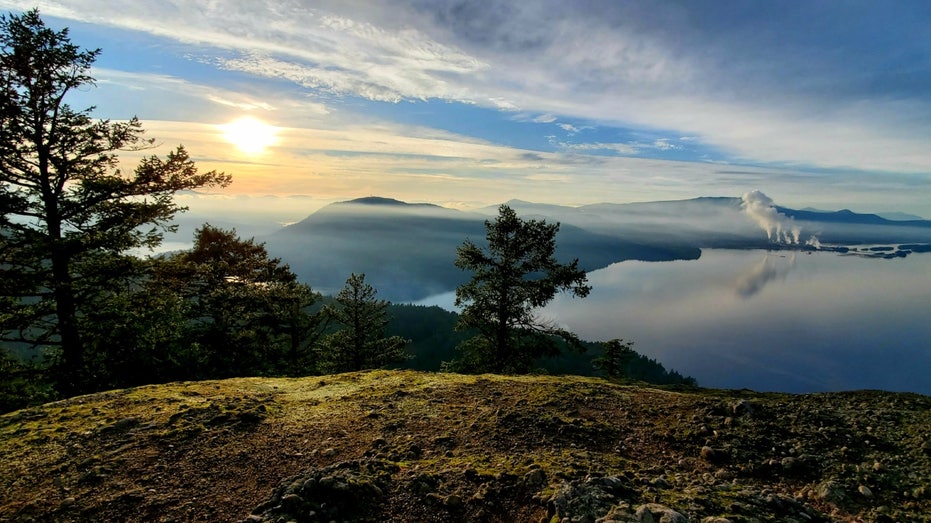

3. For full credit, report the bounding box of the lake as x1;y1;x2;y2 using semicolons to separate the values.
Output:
541;249;931;395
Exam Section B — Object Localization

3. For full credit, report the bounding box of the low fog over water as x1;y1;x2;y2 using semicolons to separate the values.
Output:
541;249;931;394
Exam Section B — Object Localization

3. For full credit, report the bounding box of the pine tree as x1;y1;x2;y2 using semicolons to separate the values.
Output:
593;339;636;378
0;10;230;393
318;273;410;373
161;225;321;377
451;205;590;373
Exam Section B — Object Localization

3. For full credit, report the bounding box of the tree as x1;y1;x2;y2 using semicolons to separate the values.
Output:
593;338;636;378
0;10;230;393
318;273;410;373
161;225;322;377
451;205;591;373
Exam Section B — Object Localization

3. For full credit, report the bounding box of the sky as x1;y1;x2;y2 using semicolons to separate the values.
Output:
4;0;931;225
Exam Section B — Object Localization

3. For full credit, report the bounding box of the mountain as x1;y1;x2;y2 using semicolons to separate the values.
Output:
2;370;929;522
878;211;927;221
263;196;931;302
777;206;931;227
264;197;701;301
265;197;486;300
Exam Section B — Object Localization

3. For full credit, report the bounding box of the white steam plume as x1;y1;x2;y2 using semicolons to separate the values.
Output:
741;190;803;245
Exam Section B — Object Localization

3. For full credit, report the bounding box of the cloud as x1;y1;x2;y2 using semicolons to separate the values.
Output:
651;139;678;150
561;142;638;155
18;0;931;213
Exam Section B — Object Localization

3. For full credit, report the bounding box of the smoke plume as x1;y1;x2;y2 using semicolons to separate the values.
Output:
741;190;802;245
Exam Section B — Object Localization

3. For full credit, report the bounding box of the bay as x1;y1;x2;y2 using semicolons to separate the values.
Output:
543;249;931;394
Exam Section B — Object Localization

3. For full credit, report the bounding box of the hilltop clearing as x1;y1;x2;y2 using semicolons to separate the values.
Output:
1;370;928;522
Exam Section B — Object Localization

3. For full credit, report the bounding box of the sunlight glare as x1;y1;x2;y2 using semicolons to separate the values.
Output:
220;116;279;155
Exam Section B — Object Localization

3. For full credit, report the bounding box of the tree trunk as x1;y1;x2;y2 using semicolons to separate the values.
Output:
50;245;84;395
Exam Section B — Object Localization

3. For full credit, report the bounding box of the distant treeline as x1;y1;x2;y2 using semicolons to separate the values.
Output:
387;304;696;386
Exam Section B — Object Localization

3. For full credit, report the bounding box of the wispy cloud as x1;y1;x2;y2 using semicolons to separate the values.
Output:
561;142;639;155
8;0;931;215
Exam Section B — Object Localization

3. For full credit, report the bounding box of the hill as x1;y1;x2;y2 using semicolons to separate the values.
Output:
262;196;931;302
263;196;701;301
1;370;928;522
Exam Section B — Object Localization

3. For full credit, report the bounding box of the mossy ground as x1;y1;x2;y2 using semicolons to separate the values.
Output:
0;370;928;522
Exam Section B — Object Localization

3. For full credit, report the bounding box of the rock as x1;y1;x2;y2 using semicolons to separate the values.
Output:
650;476;672;489
549;476;631;522
700;446;718;462
247;459;389;522
432;435;454;447
524;468;547;488
701;518;733;523
406;443;423;459
635;503;688;523
858;485;873;497
732;400;756;416
280;493;303;508
815;480;847;505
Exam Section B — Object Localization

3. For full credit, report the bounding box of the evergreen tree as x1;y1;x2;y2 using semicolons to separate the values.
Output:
593;338;636;378
160;225;322;377
0;10;230;393
450;205;590;373
318;273;409;373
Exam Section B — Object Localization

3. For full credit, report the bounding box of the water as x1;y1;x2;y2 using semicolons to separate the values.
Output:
541;249;931;394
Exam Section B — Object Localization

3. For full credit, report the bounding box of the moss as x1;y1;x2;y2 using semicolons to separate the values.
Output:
1;371;928;522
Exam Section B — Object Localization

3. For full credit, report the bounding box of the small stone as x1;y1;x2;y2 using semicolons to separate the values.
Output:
444;494;462;508
732;400;755;416
651;476;672;489
524;468;546;488
635;503;688;523
858;485;873;497
61;497;76;507
281;493;303;507
816;480;846;504
700;446;718;462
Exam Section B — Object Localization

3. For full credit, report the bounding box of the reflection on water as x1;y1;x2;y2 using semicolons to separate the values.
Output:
542;249;931;394
735;253;796;298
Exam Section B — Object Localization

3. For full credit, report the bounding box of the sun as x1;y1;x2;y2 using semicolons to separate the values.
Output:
220;116;279;155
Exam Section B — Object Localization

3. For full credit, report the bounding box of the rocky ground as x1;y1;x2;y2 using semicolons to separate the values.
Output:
0;370;928;522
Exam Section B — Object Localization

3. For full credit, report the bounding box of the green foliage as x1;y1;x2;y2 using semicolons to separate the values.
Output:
593;339;636;378
159;225;324;378
79;264;194;389
386;304;472;371
318;273;410;373
0;9;229;395
451;205;590;373
0;350;55;413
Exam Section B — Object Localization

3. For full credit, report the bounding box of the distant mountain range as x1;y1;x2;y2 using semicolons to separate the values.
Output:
262;196;931;301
